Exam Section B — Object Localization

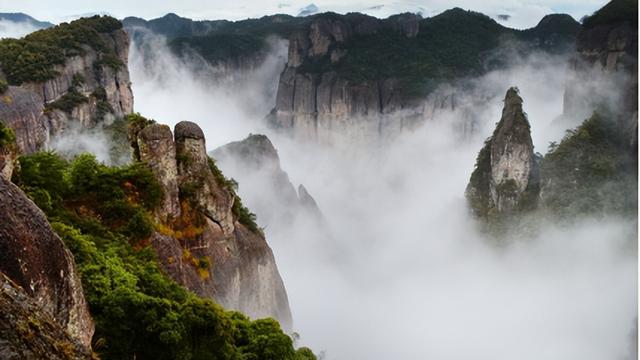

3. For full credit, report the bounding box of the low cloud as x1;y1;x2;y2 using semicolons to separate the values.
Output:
127;29;637;360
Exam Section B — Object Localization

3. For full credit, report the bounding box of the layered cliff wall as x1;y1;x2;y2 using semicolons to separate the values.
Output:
133;121;292;328
0;16;134;154
271;10;580;142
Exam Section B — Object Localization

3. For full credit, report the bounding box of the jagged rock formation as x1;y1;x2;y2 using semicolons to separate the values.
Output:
0;176;93;353
466;87;540;218
271;10;579;142
133;122;292;328
0;17;134;154
211;134;324;227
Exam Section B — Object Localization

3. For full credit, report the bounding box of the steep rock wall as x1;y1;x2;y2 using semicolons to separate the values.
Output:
0;176;93;351
0;22;133;154
135;122;292;329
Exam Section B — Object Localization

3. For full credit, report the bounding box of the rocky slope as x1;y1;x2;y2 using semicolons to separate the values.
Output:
0;16;133;154
466;87;540;219
270;10;580;142
133;121;292;328
211;134;323;228
0;175;93;356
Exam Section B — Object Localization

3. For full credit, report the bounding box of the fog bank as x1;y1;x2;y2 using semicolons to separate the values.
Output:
127;36;638;360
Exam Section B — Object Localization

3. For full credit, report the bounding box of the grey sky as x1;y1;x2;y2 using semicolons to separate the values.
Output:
3;0;606;29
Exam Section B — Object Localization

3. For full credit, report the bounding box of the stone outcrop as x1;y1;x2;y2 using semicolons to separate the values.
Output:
211;134;324;227
134;122;292;328
466;87;540;217
0;21;133;154
0;176;93;352
0;274;92;360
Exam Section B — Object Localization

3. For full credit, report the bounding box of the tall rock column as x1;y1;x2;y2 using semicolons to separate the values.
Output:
137;123;181;222
466;87;540;218
133;120;292;329
174;121;235;234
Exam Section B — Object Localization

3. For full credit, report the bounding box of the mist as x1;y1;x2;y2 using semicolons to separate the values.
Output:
129;28;287;148
0;19;41;38
127;33;637;360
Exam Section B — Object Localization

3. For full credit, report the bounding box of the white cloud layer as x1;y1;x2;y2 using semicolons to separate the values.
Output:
125;26;637;360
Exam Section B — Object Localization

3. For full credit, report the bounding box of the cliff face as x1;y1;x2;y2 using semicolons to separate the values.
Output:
134;122;292;328
562;0;637;124
271;10;579;142
0;176;93;353
0;17;134;154
466;87;540;218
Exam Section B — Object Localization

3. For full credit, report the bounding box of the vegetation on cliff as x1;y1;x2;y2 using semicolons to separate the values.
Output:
0;15;123;85
541;113;637;217
581;0;637;28
12;150;315;360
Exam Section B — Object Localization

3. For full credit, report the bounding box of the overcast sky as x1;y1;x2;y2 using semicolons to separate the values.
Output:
3;0;606;29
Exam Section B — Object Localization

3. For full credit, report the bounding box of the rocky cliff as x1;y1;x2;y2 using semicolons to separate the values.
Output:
0;175;93;355
466;87;540;219
271;10;580;142
562;0;637;124
211;134;323;228
537;0;638;217
133;121;292;328
0;16;133;154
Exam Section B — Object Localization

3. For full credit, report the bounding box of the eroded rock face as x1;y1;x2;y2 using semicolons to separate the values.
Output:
0;274;92;360
0;27;133;154
135;122;292;329
0;176;93;351
137;123;181;222
466;87;540;217
272;14;428;143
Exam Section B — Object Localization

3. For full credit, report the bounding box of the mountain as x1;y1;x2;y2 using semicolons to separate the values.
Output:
465;87;540;222
466;0;638;226
133;121;292;327
0;16;133;155
270;9;580;141
211;134;324;228
0;16;315;359
0;13;53;29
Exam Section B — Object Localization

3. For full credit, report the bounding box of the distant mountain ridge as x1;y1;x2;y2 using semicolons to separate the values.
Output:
0;13;53;29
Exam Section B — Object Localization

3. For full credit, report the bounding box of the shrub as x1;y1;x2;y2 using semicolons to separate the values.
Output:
45;87;88;113
0;79;8;94
540;112;637;217
0;122;16;148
